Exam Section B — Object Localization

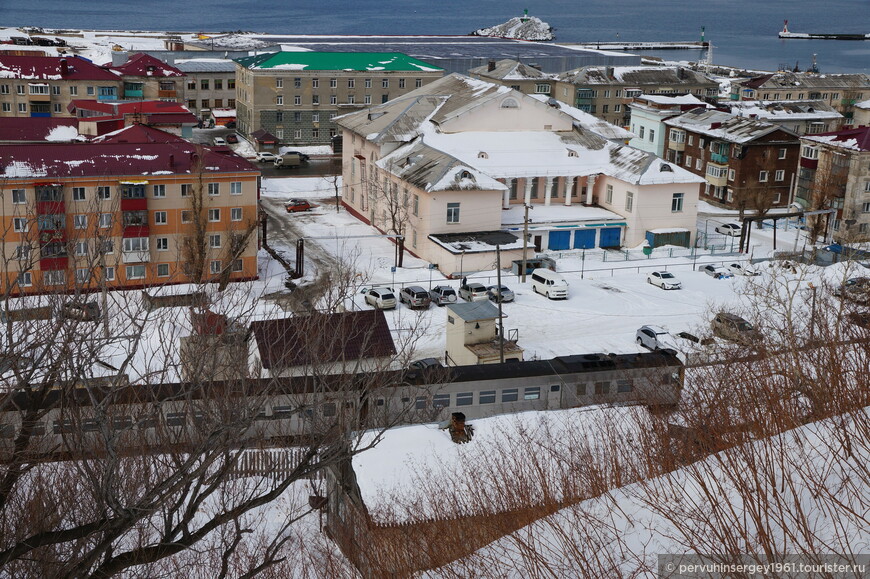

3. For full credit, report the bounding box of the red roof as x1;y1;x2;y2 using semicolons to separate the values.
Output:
0;55;119;81
0;117;79;142
250;310;397;370
808;126;870;152
110;53;184;78
67;100;198;125
0;132;258;179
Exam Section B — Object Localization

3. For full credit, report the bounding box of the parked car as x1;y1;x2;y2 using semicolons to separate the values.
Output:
487;284;515;303
674;331;716;347
530;268;569;299
727;262;760;276
647;271;681;290
213;136;227;146
409;358;443;370
711;312;760;344
458;282;488;302
255;152;277;162
225;133;239;144
285;199;312;213
399;286;431;309
701;265;734;279
429;285;458;306
833;277;870;304
362;287;397;310
715;222;743;236
60;300;100;322
635;325;678;354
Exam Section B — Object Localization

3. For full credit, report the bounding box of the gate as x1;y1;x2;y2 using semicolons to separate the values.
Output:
573;229;596;249
547;230;571;250
599;227;622;248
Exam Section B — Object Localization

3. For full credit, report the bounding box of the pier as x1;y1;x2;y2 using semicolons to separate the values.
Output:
564;41;709;51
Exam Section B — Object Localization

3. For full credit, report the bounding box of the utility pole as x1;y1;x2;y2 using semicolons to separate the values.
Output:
521;204;532;283
496;245;504;363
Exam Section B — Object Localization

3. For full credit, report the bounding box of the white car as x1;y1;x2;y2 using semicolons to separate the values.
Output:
715;222;743;236
635;325;678;354
727;262;759;276
361;287;397;310
647;271;682;290
213;137;227;146
701;265;734;279
255;152;277;162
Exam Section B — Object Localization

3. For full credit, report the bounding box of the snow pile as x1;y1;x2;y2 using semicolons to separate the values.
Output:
472;15;555;42
44;125;80;142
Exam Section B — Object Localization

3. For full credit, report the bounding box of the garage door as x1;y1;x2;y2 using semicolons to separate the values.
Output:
573;229;596;249
547;230;571;250
599;227;622;248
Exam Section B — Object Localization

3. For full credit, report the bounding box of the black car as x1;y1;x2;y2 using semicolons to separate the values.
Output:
282;150;310;162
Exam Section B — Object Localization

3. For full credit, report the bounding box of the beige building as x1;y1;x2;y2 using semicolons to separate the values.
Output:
554;65;719;127
0;55;121;118
468;59;554;97
109;53;185;103
336;74;704;276
234;51;444;146
175;59;237;121
730;72;870;125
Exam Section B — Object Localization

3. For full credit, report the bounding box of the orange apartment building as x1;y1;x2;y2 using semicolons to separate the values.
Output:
0;125;260;296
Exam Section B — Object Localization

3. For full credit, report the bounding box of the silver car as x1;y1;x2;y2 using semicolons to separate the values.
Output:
362;287;397;310
458;282;488;302
429;285;458;306
636;325;677;354
487;284;515;303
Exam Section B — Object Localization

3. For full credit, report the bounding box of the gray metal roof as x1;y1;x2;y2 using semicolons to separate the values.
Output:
664;108;798;144
173;59;237;73
446;301;502;322
468;59;552;81
559;65;715;87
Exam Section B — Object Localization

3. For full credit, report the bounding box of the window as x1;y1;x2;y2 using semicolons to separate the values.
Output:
535;83;551;94
209;234;221;248
14;244;31;261
103;267;115;281
312;78;319;88
862;202;870;214
152;184;165;198
312;112;320;122
347;95;355;104
415;396;427;410
364;94;371;105
154;211;167;224
695;158;702;170
18;103;27;113
707;165;727;179
98;213;112;228
594;381;610;395
294;95;301;105
617;379;634;393
156;237;168;251
625;191;634;212
276;111;284;122
200;79;210;90
0;84;7;94
181;211;192;223
293;111;302;122
649;129;655;142
639;126;645;138
775;170;785;182
17;272;32;287
276;95;283;106
208;183;220;196
446;202;460;223
421;393;446;410
15;84;24;95
347;78;355;88
122;237;148;253
101;240;113;254
312;128;319;138
330;95;337;105
381;78;389;89
502;388;518;403
759;171;768;182
232;259;243;272
208;208;220;222
1;103;9;112
671;192;684;212
157;263;169;277
75;268;91;284
12;189;26;204
44;270;64;285
126;265;146;280
778;148;787;159
73;214;87;229
479;390;496;404
415;78;423;88
275;78;283;88
276;129;283;140
728;168;736;181
201;99;209;109
524;387;540;400
398;78;405;89
294;77;301;88
413;194;419;216
210;260;222;274
456;392;473;406
312;95;319;105
294;129;302;139
231;207;242;221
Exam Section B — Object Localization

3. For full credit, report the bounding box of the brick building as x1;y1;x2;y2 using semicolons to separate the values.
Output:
663;108;800;211
0;125;260;296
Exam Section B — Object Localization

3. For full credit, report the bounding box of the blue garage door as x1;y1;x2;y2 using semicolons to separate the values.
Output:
573;229;596;249
548;230;571;250
599;227;622;248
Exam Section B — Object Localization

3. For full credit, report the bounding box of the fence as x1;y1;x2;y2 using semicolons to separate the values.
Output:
227;448;322;481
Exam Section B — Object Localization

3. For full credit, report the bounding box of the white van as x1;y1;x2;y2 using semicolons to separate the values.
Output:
530;268;568;299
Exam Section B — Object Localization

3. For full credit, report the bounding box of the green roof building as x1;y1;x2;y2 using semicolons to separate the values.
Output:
234;52;444;148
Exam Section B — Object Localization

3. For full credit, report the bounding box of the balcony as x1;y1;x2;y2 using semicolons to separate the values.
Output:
125;89;144;98
711;152;729;164
158;89;177;98
800;157;819;170
40;256;68;271
668;139;686;152
120;197;148;212
122;250;151;264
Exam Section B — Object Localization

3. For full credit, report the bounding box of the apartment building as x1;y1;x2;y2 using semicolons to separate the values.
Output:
0;55;121;118
730;73;870;125
468;59;554;96
234;52;444;146
796;126;870;242
174;58;237;121
627;94;711;156
554;65;719;127
0;125;259;296
727;100;844;136
663;108;800;211
108;53;186;103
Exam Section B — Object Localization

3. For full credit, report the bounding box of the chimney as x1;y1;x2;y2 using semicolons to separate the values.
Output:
487;59;496;72
169;154;175;167
606;66;614;78
528;63;542;71
60;58;68;76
